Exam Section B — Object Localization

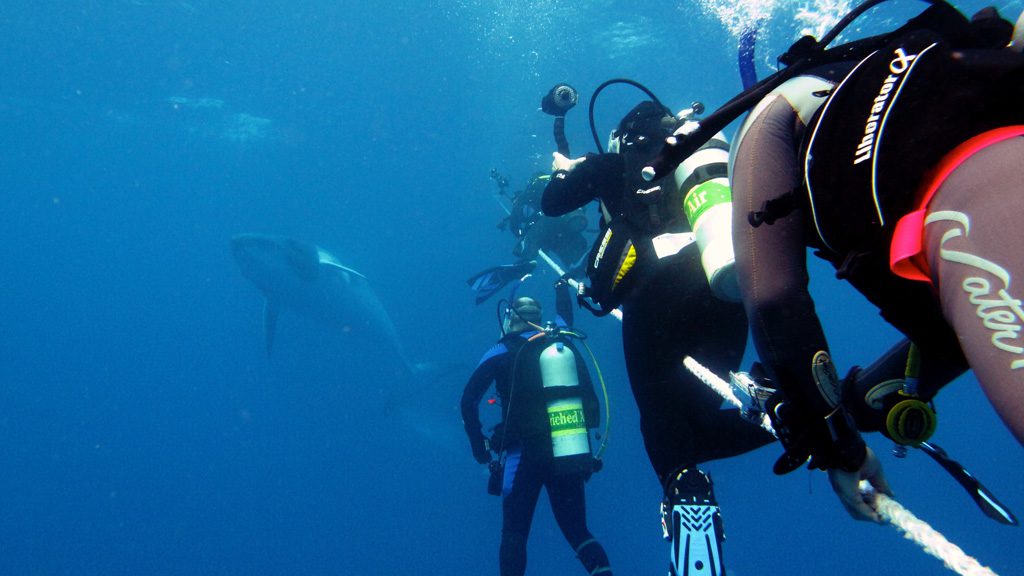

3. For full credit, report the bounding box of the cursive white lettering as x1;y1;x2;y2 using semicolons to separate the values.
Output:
926;210;1024;368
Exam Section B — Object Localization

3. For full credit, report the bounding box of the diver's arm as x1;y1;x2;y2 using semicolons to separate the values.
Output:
843;337;967;433
732;95;873;470
732;95;837;421
842;339;915;432
541;153;623;216
732;92;890;521
460;347;504;463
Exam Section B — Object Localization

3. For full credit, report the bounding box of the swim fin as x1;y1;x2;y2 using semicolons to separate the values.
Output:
466;261;537;305
919;441;1018;526
664;468;726;576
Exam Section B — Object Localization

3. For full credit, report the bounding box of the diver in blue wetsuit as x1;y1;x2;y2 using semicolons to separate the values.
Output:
460;282;612;576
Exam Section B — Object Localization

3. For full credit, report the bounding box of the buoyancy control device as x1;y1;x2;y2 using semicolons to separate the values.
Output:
580;80;740;308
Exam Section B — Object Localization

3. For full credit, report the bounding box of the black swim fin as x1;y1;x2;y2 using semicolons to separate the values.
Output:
919;441;1018;526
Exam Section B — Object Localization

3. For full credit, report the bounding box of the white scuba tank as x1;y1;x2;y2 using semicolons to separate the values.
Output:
539;341;590;460
674;132;740;301
1011;9;1024;52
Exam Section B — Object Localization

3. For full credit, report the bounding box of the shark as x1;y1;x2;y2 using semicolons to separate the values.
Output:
231;233;473;457
231;233;413;377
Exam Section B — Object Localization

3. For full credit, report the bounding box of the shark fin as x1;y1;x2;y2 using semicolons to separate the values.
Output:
263;299;280;354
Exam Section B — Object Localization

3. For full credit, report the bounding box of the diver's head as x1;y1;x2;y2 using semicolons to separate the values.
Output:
608;100;676;158
507;296;542;333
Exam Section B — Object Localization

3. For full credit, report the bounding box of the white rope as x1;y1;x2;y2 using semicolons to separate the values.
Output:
681;356;773;434
868;488;999;576
682;355;1000;576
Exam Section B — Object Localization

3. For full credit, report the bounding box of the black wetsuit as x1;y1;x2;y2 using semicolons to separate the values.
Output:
460;288;612;576
510;185;589;273
543;152;773;485
730;4;1024;455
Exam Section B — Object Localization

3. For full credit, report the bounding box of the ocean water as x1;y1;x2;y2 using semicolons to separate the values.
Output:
1;1;1021;575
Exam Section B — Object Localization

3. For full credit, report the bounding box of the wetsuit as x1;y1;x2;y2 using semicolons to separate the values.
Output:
460;287;612;576
510;183;589;273
730;5;1024;465
543;149;773;485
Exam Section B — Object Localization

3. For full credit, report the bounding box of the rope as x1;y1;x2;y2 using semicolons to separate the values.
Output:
682;355;1000;576
868;487;999;576
681;356;773;434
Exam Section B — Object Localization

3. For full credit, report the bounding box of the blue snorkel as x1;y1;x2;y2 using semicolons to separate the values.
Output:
738;25;759;90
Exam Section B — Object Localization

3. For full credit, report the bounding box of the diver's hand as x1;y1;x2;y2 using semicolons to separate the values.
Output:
827;447;893;523
471;439;492;464
552;152;586;173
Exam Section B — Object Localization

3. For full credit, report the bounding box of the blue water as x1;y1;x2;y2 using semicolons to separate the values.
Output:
1;1;1021;574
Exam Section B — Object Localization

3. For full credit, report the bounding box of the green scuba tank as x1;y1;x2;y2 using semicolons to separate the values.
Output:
676;131;740;301
539;341;592;468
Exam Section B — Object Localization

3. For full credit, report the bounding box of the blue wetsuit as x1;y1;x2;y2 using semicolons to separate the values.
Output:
460;286;612;576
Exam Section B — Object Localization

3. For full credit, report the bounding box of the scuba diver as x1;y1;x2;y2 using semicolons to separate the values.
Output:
494;170;590;275
715;0;1024;521
542;84;774;575
460;282;612;576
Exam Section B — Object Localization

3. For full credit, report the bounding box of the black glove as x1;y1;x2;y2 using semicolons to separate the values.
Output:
579;457;603;483
489;424;505;453
810;406;867;472
471;438;491;464
767;392;866;475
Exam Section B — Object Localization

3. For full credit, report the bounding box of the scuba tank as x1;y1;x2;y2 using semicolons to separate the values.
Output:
539;341;592;470
585;80;741;302
676;129;740;301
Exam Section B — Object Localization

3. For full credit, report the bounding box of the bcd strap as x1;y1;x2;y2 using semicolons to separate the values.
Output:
748;188;800;227
582;217;642;314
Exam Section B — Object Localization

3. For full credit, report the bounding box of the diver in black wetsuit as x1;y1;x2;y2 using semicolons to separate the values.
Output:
502;172;590;274
727;1;1024;521
543;99;773;574
460;283;612;576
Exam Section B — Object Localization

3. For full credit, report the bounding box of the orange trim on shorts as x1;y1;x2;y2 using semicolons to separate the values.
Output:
890;125;1024;283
